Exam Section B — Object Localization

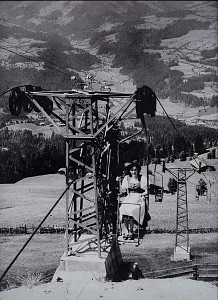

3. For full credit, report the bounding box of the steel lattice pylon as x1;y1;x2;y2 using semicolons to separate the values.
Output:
65;96;115;258
2;84;157;282
19;89;135;258
173;168;190;260
163;165;194;261
63;94;137;258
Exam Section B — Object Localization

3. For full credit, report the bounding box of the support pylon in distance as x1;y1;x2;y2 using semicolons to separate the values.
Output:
7;84;157;258
162;162;195;261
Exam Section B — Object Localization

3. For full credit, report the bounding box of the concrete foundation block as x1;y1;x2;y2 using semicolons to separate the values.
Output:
171;246;191;261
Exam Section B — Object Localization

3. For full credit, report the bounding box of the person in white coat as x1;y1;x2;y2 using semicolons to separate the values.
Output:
119;162;148;240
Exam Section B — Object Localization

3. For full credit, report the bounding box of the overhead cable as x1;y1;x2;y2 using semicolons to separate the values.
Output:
0;46;71;77
0;38;73;75
156;97;210;183
156;96;184;140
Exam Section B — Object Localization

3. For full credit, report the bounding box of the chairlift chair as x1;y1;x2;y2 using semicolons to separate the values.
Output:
116;179;141;246
150;167;163;202
195;183;210;202
155;186;163;202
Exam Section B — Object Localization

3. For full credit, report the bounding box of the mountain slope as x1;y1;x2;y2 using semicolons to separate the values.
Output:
0;1;217;113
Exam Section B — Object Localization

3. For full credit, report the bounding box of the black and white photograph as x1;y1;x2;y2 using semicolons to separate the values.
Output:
0;1;217;299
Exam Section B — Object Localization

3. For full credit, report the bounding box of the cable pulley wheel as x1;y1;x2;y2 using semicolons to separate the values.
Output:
28;86;53;115
22;94;34;113
24;85;41;113
9;87;23;116
22;86;34;113
134;85;157;118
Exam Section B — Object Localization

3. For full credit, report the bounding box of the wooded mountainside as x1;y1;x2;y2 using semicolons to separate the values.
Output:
0;129;65;183
119;115;217;165
0;115;217;184
0;1;217;183
90;24;218;107
0;1;217;108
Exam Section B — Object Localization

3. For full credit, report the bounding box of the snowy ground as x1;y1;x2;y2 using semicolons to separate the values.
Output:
0;272;217;300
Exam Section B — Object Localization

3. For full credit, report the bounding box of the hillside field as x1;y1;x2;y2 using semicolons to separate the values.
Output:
0;158;217;230
0;157;217;290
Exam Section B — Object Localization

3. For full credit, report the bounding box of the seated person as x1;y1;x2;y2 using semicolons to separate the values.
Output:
119;162;148;240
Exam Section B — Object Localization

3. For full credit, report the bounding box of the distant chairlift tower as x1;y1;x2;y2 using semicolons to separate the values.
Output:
163;162;194;261
174;168;190;261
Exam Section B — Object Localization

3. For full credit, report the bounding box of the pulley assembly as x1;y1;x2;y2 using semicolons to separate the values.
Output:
134;85;157;118
8;85;53;116
8;84;157;119
9;87;23;116
22;85;34;113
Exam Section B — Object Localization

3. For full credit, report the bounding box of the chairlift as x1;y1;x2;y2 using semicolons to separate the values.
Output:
154;186;163;202
115;176;142;246
195;181;211;203
150;164;163;202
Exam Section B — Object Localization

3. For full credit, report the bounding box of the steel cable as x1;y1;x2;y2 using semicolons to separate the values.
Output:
156;97;210;183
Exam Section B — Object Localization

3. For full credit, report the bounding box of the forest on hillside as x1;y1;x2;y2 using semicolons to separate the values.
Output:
130;115;218;147
0;128;65;183
0;114;217;183
118;115;217;165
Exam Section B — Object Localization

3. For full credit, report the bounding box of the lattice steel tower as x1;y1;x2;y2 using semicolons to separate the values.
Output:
173;168;190;261
64;92;134;258
6;83;157;260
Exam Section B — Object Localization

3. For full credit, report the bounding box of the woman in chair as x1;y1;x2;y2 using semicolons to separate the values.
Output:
119;162;148;240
